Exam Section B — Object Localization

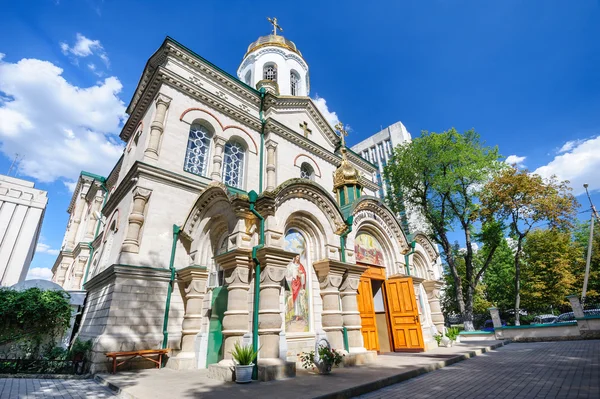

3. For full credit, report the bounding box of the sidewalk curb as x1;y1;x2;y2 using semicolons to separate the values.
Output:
95;374;136;399
314;340;511;399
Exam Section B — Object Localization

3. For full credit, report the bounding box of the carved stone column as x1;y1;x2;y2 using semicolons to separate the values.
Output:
144;94;171;160
214;249;252;362
71;256;89;289
265;140;278;191
65;193;87;250
340;264;367;352
84;193;104;241
171;266;209;369
423;280;445;333
122;187;152;253
313;259;346;351
256;248;293;359
210;137;227;181
55;262;70;286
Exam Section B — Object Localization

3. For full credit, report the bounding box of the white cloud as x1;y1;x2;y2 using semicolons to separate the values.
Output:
557;139;584;154
0;56;126;183
36;243;60;256
534;136;600;196
312;95;340;128
60;33;109;67
26;267;53;280
505;155;526;168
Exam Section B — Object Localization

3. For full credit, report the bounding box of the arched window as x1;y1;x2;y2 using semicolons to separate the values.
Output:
300;162;315;180
244;70;252;86
222;141;245;188
264;64;277;81
290;71;300;95
184;124;212;177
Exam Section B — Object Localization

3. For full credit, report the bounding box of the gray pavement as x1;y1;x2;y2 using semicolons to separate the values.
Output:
0;378;116;399
357;340;600;399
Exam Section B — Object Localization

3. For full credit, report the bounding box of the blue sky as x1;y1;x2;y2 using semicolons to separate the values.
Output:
1;0;599;279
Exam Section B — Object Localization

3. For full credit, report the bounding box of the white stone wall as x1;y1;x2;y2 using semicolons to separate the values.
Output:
0;175;47;286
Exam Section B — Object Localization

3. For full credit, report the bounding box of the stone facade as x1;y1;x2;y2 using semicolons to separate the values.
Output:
0;174;48;286
51;30;444;376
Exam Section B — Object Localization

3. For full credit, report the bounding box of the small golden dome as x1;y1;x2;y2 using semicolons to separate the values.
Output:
333;148;361;191
245;35;302;57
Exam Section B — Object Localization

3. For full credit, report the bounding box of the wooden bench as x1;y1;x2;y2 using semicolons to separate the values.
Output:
105;349;170;374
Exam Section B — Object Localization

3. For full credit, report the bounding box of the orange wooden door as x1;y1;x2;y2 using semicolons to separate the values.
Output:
356;276;379;351
384;277;424;351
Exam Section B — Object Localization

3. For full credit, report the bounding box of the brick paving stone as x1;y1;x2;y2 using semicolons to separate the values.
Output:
0;378;116;399
357;340;600;399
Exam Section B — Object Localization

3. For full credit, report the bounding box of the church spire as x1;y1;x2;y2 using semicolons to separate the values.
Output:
333;122;362;207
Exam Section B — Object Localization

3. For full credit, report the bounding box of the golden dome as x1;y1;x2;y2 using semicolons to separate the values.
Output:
245;34;302;57
333;148;361;191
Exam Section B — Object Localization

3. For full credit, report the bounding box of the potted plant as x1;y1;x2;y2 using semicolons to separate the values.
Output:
230;341;258;384
300;344;343;374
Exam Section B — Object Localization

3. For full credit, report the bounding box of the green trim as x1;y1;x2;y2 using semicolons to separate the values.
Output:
81;171;107;182
342;327;349;352
459;331;493;335
497;323;575;330
162;224;181;351
404;240;416;276
165;37;260;95
577;315;600;320
258;88;266;193
339;216;354;263
248;190;264;380
225;185;248;196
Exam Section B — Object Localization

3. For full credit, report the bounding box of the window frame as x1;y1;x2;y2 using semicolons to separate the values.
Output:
183;123;213;177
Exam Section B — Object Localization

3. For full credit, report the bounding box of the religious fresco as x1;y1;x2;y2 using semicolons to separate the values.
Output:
283;229;310;333
355;233;385;266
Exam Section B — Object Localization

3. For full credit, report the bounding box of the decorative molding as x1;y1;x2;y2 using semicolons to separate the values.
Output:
414;232;440;262
352;197;410;251
293;153;322;177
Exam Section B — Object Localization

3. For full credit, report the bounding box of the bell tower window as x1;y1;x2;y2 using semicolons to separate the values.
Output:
290;71;300;95
264;64;277;81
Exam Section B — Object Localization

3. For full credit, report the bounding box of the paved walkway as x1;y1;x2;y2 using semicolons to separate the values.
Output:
0;378;115;399
358;340;600;399
96;340;507;398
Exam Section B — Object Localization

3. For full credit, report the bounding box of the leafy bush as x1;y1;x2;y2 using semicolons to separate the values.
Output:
300;345;344;370
0;288;71;354
230;341;258;366
433;333;443;346
446;327;460;341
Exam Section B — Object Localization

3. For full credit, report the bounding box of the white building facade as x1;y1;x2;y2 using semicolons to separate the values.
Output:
51;26;445;378
0;175;48;286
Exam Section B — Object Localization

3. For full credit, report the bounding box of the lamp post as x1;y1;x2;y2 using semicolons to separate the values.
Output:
582;184;599;307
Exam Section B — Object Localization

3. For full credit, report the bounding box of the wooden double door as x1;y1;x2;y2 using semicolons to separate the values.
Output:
357;269;424;352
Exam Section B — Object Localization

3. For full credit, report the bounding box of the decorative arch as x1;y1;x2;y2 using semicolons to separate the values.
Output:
181;183;236;240
284;210;327;262
221;126;258;154
351;196;410;251
127;121;143;153
180;108;224;130
102;209;120;242
412;251;429;279
293;154;322;177
272;179;346;236
413;232;439;264
351;220;402;275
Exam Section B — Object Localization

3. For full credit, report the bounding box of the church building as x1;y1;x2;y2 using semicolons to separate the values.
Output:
51;19;445;377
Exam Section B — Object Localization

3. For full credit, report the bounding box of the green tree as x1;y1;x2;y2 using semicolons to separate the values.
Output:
384;128;504;331
520;229;581;313
481;167;577;324
482;237;515;312
573;221;600;303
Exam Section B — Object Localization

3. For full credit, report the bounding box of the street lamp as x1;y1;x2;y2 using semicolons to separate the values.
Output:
582;183;599;307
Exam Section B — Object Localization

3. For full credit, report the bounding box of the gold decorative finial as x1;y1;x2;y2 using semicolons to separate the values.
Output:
335;122;348;148
267;17;283;36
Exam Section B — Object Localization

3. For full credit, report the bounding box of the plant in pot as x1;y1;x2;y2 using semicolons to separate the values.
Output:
300;344;343;375
230;341;258;383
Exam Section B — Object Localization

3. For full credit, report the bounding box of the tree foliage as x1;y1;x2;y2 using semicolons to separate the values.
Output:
384;128;504;330
0;288;72;349
520;229;581;313
481;167;578;324
573;221;600;304
482;237;515;311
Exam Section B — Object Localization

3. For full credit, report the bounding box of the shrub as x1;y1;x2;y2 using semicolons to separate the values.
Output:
230;341;258;366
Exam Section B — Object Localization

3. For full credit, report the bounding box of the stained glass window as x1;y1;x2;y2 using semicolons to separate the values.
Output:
184;124;212;177
222;141;245;188
300;162;314;180
264;64;277;81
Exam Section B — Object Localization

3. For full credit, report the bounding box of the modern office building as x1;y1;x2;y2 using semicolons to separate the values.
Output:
0;174;48;286
351;121;412;199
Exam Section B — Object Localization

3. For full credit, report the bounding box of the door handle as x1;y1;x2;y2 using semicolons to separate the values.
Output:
414;315;419;323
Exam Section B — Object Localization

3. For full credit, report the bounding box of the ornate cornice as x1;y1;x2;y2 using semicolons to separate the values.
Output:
352;196;410;251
